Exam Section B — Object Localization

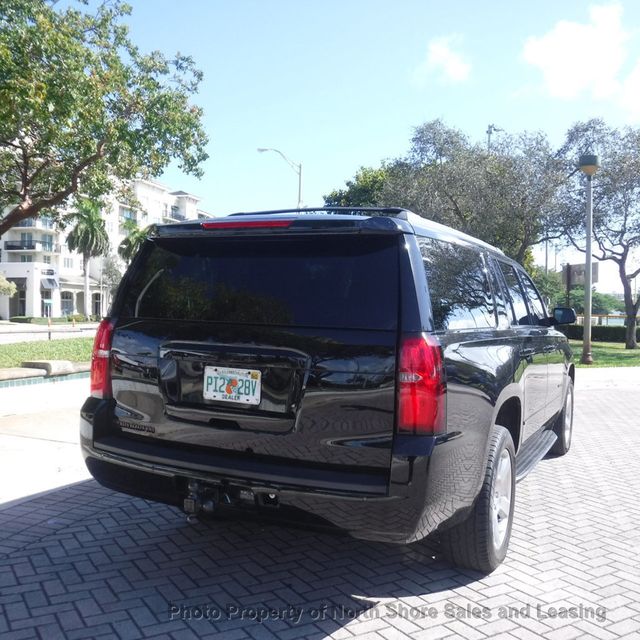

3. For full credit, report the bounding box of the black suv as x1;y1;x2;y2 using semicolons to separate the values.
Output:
81;208;576;573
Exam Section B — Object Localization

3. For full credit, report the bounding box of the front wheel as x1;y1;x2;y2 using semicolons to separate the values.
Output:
439;425;516;573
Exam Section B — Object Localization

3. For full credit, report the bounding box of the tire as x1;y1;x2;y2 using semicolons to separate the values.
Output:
440;425;515;574
549;379;574;457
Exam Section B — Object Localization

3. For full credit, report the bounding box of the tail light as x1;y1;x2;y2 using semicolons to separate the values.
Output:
201;219;294;229
397;334;446;435
90;318;115;399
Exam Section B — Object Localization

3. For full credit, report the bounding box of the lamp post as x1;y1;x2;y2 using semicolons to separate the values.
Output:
257;148;303;208
578;153;599;365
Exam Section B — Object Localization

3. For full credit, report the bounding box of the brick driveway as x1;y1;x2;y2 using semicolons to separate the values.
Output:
1;375;639;639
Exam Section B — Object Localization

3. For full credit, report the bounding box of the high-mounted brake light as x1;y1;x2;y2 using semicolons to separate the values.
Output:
200;219;294;229
397;334;446;435
90;318;115;399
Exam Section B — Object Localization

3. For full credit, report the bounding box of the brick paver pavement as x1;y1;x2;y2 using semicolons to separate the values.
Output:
0;382;639;639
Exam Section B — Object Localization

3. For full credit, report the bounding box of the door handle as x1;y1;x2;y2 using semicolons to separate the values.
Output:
520;348;535;358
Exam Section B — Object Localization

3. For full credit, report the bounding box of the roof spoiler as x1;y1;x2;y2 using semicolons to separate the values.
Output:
228;207;410;220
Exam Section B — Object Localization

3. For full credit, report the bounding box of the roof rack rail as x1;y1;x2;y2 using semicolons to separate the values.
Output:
228;206;410;220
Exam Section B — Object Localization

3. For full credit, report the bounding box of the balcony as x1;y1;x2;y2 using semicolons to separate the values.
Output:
163;213;187;222
4;240;61;253
14;217;54;229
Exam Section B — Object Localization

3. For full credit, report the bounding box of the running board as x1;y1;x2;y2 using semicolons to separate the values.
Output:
515;430;557;483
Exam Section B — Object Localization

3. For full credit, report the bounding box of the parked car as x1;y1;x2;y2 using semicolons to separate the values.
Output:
80;207;576;573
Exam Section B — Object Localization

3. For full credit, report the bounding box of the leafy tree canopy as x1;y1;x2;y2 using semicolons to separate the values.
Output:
381;120;564;264
566;287;625;315
554;118;640;348
0;0;208;236
0;272;16;297
323;120;563;265
118;218;156;264
323;166;387;208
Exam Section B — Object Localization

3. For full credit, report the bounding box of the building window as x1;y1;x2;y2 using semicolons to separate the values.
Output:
41;216;53;229
20;255;33;263
92;292;102;317
119;205;136;222
61;291;73;316
42;234;54;251
64;257;73;269
43;255;51;264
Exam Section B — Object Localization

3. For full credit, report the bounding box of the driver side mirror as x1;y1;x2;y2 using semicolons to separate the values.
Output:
552;307;577;325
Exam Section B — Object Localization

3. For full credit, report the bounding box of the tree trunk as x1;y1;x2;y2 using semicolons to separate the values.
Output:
84;255;91;319
619;262;639;349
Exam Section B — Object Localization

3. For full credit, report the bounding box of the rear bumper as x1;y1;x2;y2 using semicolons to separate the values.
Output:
81;402;480;544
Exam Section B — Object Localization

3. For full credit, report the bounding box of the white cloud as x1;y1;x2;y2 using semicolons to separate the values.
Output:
619;58;640;119
414;36;471;86
521;3;640;118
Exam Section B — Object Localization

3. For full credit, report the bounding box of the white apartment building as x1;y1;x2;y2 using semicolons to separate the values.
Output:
0;179;210;320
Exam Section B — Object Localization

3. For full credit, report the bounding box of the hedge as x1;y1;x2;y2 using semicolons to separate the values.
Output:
559;324;640;343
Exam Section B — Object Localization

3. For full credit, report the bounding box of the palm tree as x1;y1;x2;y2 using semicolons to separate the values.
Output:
66;198;110;318
118;219;156;264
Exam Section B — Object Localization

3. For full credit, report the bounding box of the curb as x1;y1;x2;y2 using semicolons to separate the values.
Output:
0;370;89;389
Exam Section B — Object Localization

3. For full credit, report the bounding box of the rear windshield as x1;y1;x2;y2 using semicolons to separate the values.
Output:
118;235;399;330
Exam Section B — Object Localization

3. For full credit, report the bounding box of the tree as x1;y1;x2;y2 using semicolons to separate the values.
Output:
102;253;123;301
0;272;16;297
566;287;625;315
555;119;640;348
380;120;564;264
530;266;564;309
0;0;208;236
118;219;155;264
323;166;387;207
66;198;109;317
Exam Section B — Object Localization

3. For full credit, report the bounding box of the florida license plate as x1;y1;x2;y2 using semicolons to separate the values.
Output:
203;366;262;405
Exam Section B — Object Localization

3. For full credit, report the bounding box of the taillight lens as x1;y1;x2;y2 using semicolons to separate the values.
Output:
201;219;294;229
397;334;446;435
90;318;115;399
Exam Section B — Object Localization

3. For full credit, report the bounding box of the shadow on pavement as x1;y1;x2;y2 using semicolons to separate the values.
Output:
0;479;481;638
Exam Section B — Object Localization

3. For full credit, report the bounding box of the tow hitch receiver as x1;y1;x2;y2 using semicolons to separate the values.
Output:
183;480;218;522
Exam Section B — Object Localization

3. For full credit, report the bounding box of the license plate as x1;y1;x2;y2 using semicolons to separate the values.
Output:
203;366;261;405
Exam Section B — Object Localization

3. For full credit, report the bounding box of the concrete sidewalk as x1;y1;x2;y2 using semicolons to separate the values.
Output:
0;376;91;505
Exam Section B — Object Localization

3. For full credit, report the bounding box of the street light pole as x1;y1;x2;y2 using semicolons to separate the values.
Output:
579;154;599;365
257;148;303;208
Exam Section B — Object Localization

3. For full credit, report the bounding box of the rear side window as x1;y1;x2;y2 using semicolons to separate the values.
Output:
498;262;539;326
119;235;399;330
419;238;496;331
518;271;547;324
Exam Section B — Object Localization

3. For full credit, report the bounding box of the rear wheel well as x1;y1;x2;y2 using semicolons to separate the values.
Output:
495;397;521;452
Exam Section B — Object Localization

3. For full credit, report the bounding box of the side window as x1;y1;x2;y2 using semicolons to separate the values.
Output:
486;258;511;329
420;238;496;331
518;270;547;324
498;262;532;325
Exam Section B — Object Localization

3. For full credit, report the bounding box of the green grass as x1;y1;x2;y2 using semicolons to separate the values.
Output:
0;337;94;369
570;340;640;368
2;337;636;370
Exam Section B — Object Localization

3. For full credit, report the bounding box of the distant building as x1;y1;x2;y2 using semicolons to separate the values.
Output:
0;179;210;319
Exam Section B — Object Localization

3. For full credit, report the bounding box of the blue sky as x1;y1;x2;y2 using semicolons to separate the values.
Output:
127;1;640;291
123;0;640;214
